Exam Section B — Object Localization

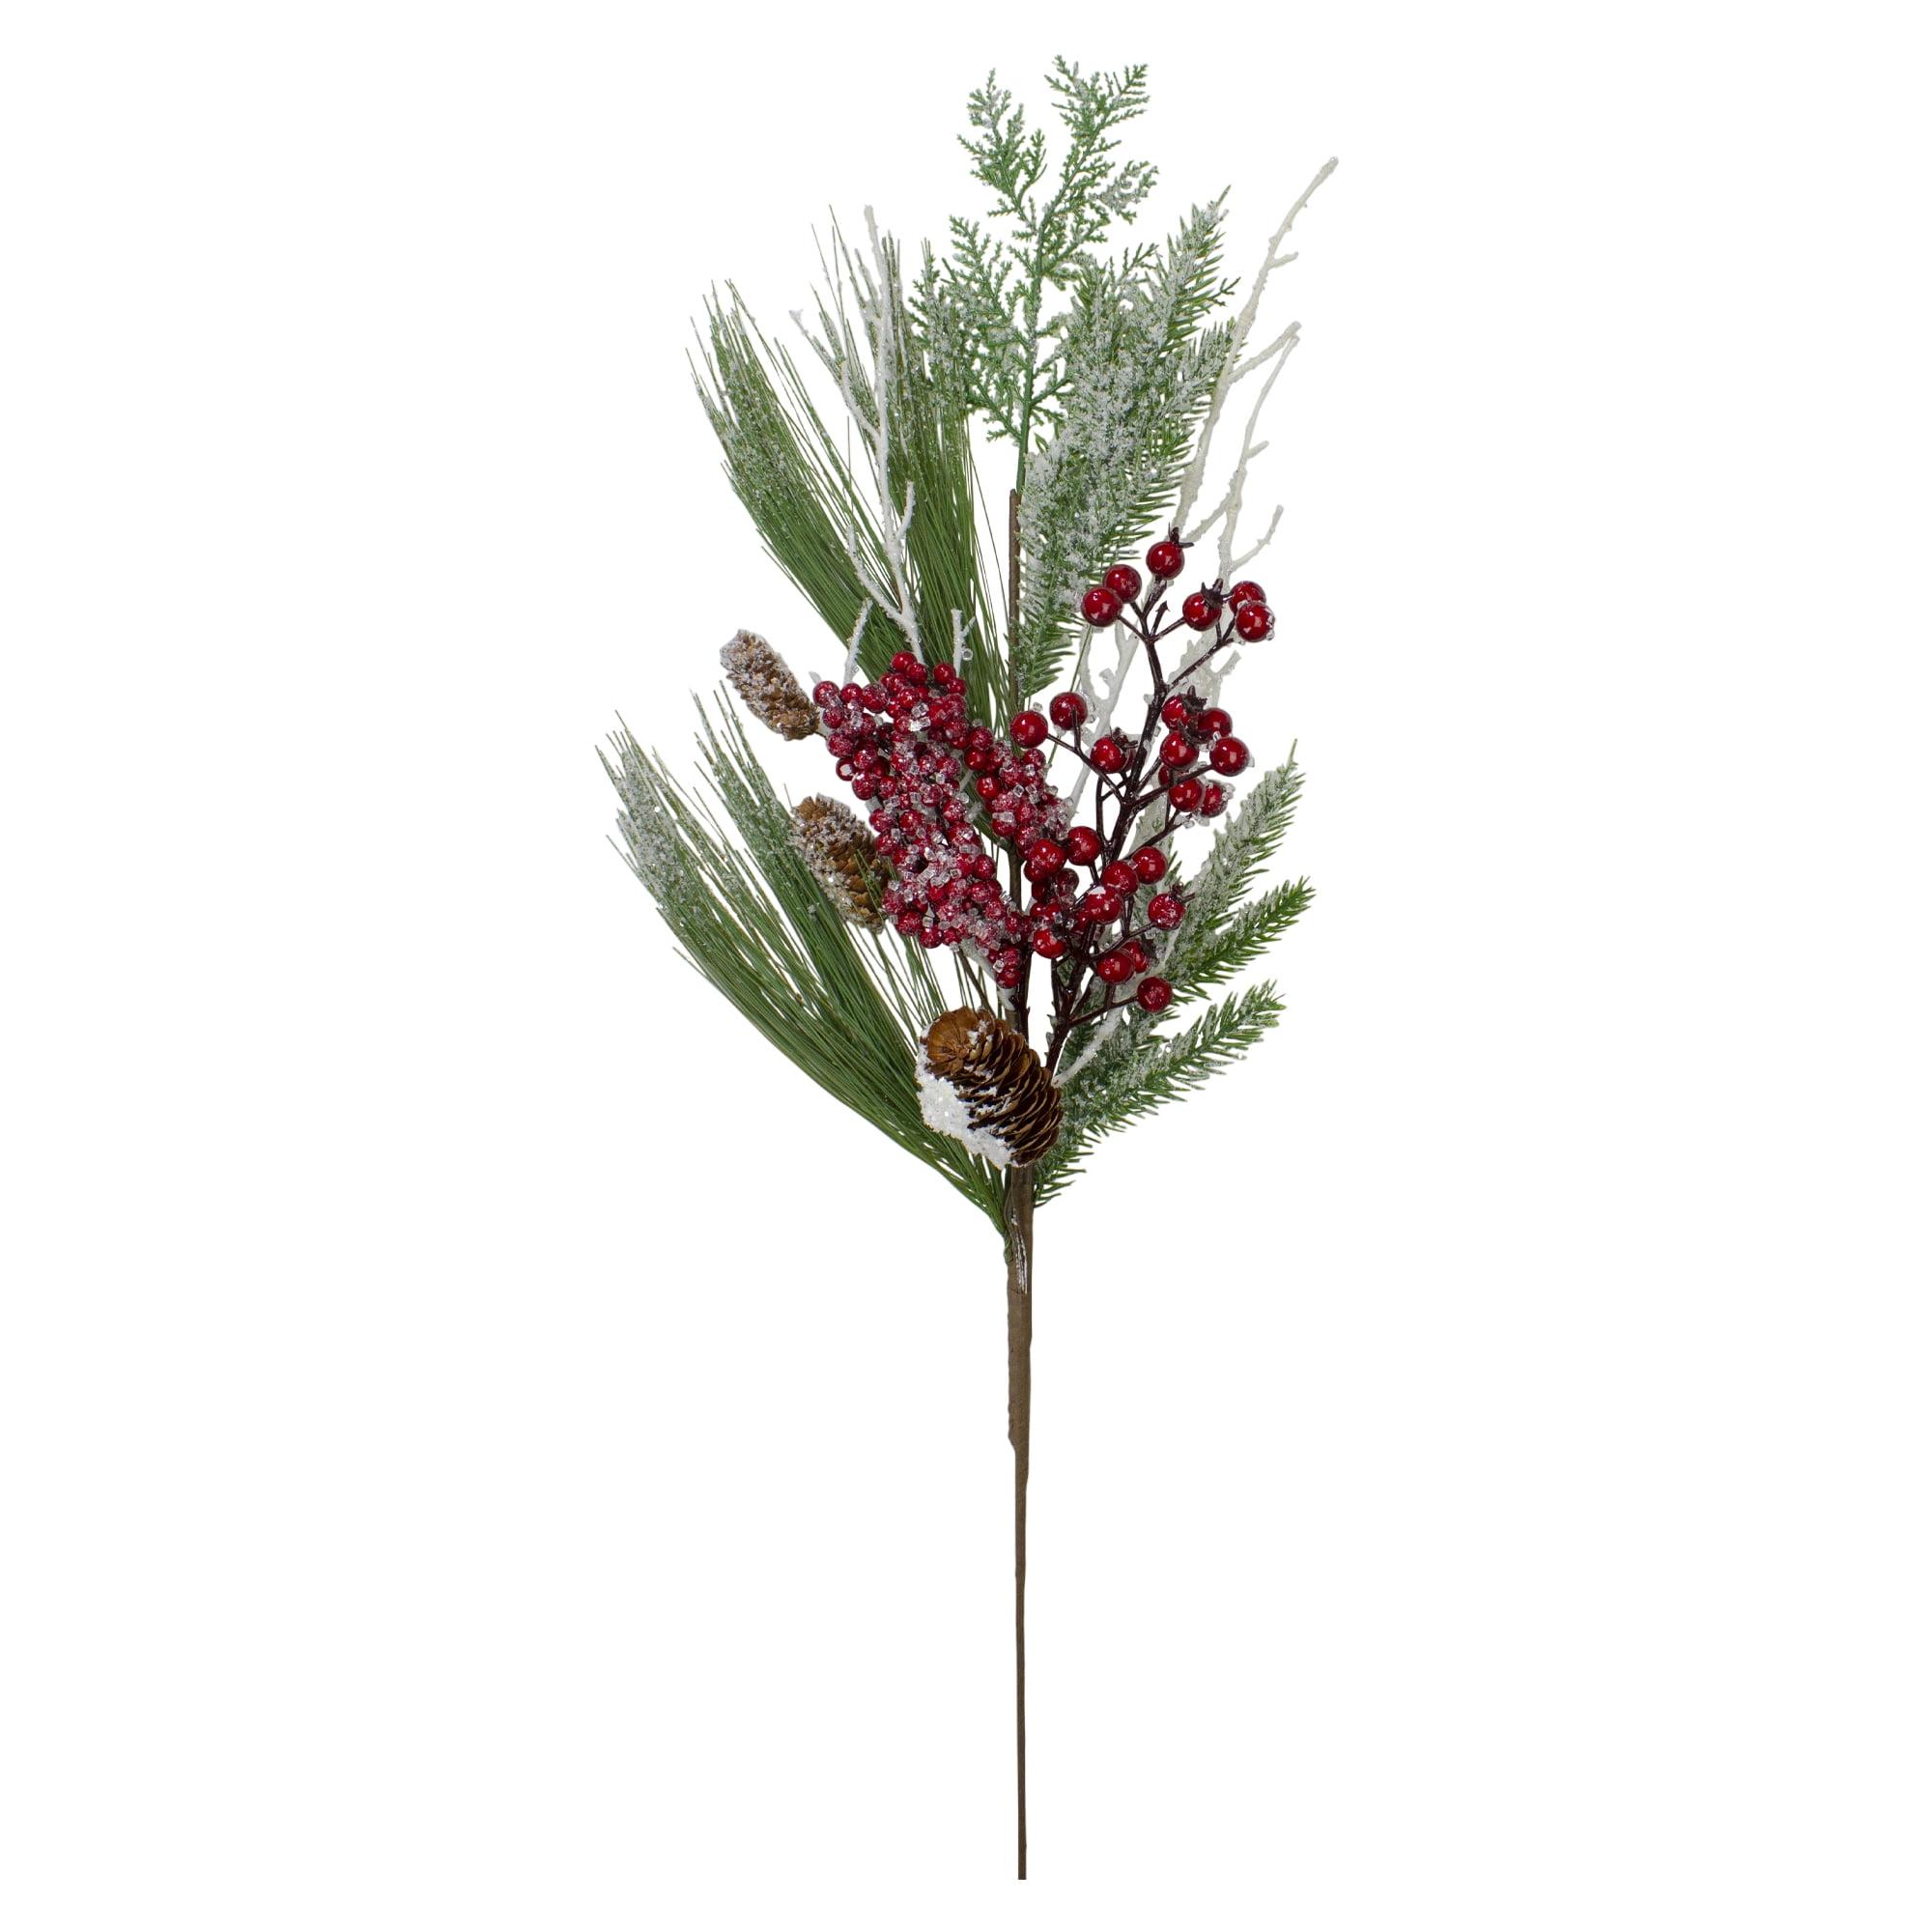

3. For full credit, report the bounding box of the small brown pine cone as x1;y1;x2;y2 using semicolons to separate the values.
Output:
720;630;816;740
919;1008;1063;1169
791;795;884;928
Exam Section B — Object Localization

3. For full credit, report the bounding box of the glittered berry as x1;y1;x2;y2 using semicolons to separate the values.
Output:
1209;736;1250;776
1147;537;1185;581
1026;837;1066;874
1197;706;1233;737
1148;893;1186;929
1032;927;1067;959
1010;710;1049;748
1199;782;1229;817
1076;889;1121;925
812;680;840;707
1103;563;1144;603
1136;976;1173;1013
1090;735;1127;775
1226;581;1265;609
1132;846;1168;884
1169;778;1205;813
1122;939;1149;973
1181;590;1222;631
1065;826;1103;867
1161;695;1191;728
1101;859;1138;894
1234;600;1274;641
1081;585;1122;628
1094;949;1134;985
891;650;922;676
1160;732;1198;769
976;775;1001;802
1048;691;1088;730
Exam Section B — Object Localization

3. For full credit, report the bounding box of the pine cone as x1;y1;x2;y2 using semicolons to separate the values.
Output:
919;1008;1063;1169
720;630;816;740
791;795;884;928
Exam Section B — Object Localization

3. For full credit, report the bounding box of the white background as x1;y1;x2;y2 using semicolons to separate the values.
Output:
4;2;1928;1925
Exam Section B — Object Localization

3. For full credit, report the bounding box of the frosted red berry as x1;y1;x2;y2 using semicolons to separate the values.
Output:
1122;939;1149;973
1032;927;1067;959
1169;778;1205;813
1234;601;1274;641
1208;736;1250;776
1101;860;1138;894
1094;949;1134;985
1226;581;1265;609
1160;732;1198;769
1161;695;1191;728
1090;735;1127;775
1048;691;1088;730
1181;590;1221;631
1148;893;1186;929
1197;706;1232;737
1103;563;1144;602
1026;837;1066;873
1011;710;1049;748
1136;976;1173;1013
1066;825;1103;867
1146;537;1185;580
1199;782;1228;816
1081;585;1122;627
812;680;840;707
1132;846;1168;884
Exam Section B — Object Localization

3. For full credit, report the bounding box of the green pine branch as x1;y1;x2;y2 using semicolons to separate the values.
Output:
1034;981;1285;1202
604;702;1005;1228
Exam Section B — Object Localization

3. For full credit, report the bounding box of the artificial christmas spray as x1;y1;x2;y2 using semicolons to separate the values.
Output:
607;59;1333;1877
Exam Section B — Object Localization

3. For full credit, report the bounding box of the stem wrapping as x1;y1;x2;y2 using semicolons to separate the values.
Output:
1004;1166;1035;1881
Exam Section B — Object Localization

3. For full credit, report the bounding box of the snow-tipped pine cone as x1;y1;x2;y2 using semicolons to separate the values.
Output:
720;630;816;740
791;795;884;928
919;1009;1063;1168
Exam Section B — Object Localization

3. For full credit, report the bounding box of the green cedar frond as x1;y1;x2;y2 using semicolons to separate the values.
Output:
1034;981;1284;1202
919;59;1160;479
604;704;1005;1228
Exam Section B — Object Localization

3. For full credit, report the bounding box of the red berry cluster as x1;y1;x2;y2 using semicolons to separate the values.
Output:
810;652;1071;991
1153;689;1250;819
1015;822;1180;1013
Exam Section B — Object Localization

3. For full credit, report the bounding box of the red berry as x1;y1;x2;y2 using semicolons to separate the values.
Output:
1077;889;1122;924
1081;585;1122;627
1136;976;1173;1013
1181;590;1221;631
1148;893;1186;929
1026;837;1066;873
1197;706;1233;737
1199;782;1229;817
1161;695;1191;728
1122;940;1149;973
1032;927;1067;959
812;680;840;707
1102;563;1144;602
1209;736;1250;776
1160;732;1198;769
1066;826;1103;867
1234;601;1274;641
1010;710;1049;748
1132;847;1168;884
1094;949;1134;985
890;649;922;675
1101;860;1138;894
1090;736;1127;775
995;952;1023;989
1226;581;1265;609
1169;779;1205;813
976;775;1001;802
1146;538;1185;581
1048;691;1089;730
